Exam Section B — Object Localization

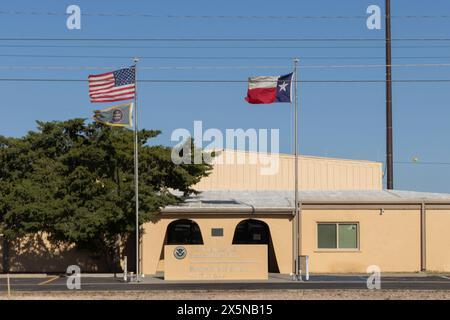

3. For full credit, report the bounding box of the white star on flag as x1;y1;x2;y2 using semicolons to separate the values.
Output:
278;81;288;92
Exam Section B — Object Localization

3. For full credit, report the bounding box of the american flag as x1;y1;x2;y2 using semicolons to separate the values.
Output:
89;67;136;103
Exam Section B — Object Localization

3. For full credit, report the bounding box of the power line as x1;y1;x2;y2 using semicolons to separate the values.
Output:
3;54;450;60
0;44;448;50
0;65;291;71
0;78;450;83
285;63;450;69
3;37;450;42
396;161;450;166
0;63;450;70
2;11;450;20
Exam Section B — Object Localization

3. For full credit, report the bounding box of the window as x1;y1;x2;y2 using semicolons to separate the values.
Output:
338;224;358;249
317;223;358;250
318;224;337;249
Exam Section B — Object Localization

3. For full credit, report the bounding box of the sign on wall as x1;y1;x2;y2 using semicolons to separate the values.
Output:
164;245;268;280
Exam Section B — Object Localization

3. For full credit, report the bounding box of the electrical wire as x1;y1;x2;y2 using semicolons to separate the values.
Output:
0;65;291;71
3;37;450;42
395;161;450;166
0;44;448;50
0;63;449;70
0;78;449;83
3;54;450;60
2;11;450;20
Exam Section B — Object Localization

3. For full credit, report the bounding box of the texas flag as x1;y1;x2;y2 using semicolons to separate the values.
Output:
245;72;294;104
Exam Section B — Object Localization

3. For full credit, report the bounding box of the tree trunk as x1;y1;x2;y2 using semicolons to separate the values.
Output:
2;236;9;273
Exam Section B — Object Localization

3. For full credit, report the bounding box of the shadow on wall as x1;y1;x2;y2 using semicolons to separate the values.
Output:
122;231;137;273
232;219;280;273
0;233;111;273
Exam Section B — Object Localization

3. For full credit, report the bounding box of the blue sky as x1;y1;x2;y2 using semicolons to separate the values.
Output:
1;0;450;192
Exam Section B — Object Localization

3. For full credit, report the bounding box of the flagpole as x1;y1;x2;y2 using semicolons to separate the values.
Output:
293;58;302;281
133;57;140;282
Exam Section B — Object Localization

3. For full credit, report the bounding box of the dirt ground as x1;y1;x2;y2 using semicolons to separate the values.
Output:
2;290;450;300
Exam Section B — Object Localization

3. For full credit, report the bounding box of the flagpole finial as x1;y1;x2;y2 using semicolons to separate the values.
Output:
293;58;300;64
133;57;140;64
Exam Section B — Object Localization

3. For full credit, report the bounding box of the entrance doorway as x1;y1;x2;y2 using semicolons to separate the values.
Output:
157;219;204;274
232;219;279;273
166;219;204;245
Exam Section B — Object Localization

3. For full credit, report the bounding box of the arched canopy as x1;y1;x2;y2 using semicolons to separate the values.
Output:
232;219;270;245
166;219;204;245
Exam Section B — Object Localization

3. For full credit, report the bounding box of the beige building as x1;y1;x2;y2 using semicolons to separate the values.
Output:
194;150;383;191
143;190;450;276
2;150;450;275
142;150;450;276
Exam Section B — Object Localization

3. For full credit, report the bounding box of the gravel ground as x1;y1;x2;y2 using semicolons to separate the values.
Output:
2;290;450;300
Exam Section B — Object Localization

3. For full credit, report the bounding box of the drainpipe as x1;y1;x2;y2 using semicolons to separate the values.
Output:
420;202;426;272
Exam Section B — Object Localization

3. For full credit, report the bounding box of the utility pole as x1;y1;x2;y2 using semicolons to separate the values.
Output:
386;0;394;189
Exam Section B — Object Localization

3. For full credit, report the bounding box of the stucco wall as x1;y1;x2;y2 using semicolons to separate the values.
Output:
144;208;432;275
141;215;293;275
426;209;450;272
143;209;436;275
3;208;448;274
300;209;422;273
1;233;110;273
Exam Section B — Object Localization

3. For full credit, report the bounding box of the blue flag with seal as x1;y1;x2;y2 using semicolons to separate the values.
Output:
93;102;133;127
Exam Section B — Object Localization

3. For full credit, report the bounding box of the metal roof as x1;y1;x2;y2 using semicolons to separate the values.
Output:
163;189;450;213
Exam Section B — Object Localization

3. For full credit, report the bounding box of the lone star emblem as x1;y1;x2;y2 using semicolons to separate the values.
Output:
278;81;289;92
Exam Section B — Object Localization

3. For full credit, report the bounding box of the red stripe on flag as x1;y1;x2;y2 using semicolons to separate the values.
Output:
91;95;135;103
89;84;134;95
245;88;277;104
90;89;135;99
90;86;135;97
88;68;135;102
88;72;114;79
89;84;115;93
89;86;115;94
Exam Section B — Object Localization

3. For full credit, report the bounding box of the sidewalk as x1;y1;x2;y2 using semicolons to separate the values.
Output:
1;272;448;281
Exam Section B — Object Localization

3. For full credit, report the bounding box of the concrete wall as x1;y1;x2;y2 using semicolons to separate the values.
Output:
300;209;422;273
195;150;383;191
426;209;450;272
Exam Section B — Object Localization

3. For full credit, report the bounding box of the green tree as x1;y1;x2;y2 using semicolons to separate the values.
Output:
0;119;212;270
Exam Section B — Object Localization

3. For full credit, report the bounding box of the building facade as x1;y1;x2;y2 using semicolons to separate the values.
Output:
143;190;450;275
2;150;449;275
142;151;450;276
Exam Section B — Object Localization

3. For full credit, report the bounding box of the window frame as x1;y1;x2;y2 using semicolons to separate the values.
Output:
316;222;360;251
211;228;224;237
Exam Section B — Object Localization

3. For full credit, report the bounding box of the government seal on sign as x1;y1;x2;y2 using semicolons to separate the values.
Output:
173;246;187;260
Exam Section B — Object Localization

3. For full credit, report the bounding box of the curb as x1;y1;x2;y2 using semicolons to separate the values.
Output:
0;274;48;279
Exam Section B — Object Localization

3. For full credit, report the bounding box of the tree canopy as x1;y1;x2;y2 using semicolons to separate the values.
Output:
0;119;212;258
